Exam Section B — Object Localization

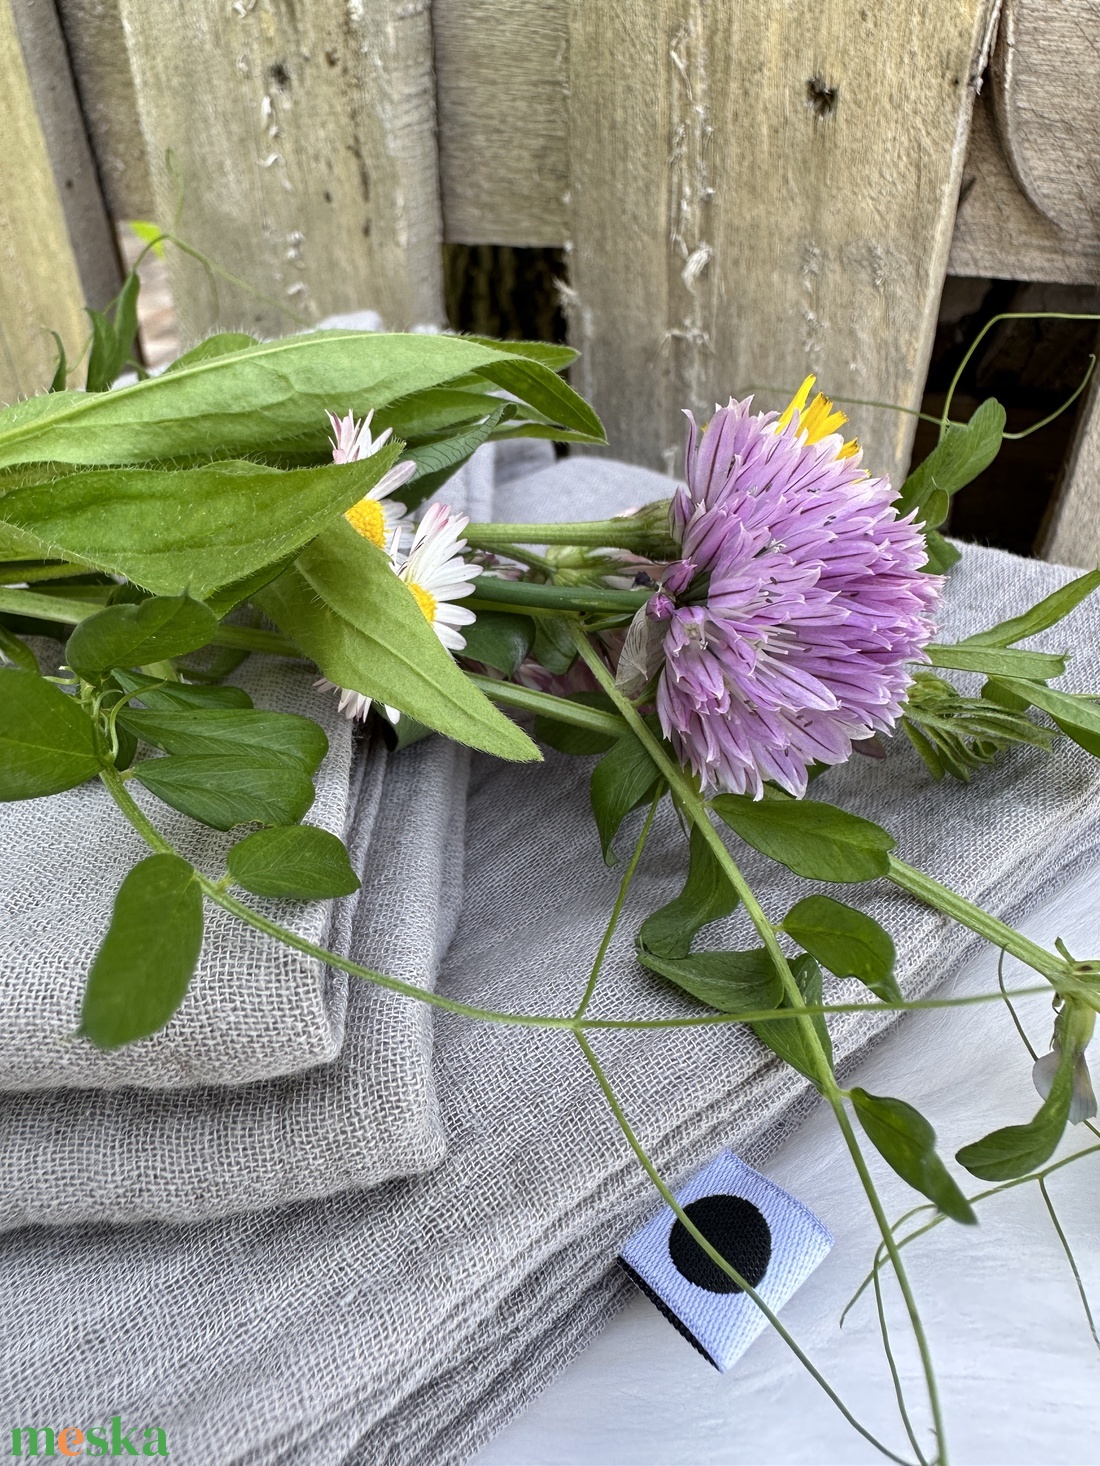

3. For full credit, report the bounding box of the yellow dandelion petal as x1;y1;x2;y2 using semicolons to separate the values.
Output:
776;374;816;434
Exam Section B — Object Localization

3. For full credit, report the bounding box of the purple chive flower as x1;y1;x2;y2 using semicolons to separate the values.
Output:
652;380;941;799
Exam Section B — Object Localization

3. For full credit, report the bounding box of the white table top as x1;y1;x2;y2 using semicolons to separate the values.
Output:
475;869;1100;1466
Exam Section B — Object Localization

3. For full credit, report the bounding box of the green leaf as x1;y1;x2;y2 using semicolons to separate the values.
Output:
752;953;833;1086
111;669;253;711
637;823;738;959
0;668;101;799
66;594;218;680
459;609;535;675
0;623;37;672
79;853;204;1048
0;331;601;471
896;399;1006;526
919;529;961;575
925;643;1066;680
590;729;664;864
0;453;401;599
257;517;539;764
956;1040;1076;1181
531;614;577;674
119;707;327;774
132;754;316;830
713;792;895;883
989;676;1100;756
129;219;165;258
534;705;619;756
48;332;68;393
473;357;606;443
85;270;141;392
961;568;1100;648
227;823;360;899
851;1089;976;1224
458;335;578;372
374;387;499;442
637;946;781;1015
782;894;900;1002
399;402;515;508
164;333;259;373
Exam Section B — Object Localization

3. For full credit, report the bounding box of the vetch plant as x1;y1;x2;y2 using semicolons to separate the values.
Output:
3;249;1100;1465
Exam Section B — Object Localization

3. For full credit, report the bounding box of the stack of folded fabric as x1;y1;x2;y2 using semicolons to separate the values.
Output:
3;443;1100;1464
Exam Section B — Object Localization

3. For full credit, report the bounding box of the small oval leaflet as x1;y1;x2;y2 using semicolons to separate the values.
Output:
713;793;895;883
132;755;316;830
781;894;899;1003
79;853;204;1048
66;594;218;679
227;824;361;900
0;668;101;801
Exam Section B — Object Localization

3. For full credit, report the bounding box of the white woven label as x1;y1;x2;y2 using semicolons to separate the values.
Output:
619;1150;833;1371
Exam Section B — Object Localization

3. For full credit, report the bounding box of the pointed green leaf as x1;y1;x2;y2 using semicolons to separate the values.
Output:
961;568;1100;648
459;609;535;675
782;895;900;1003
896;399;1006;525
0;452;402;599
227;823;360;899
0;668;101;799
119;707;327;774
956;1040;1076;1181
590;729;664;864
48;332;68;393
79;853;203;1047
851;1088;976;1224
257;518;539;764
989;676;1100;757
399;402;515;507
713;792;895;883
638;946;781;1015
473;356;606;443
132;755;315;829
751;953;833;1087
0;624;37;672
66;594;218;679
111;669;253;711
637;823;739;959
164;333;259;372
925;643;1066;680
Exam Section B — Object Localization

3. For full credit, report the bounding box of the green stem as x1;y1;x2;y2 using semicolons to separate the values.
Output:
576;794;659;1018
569;623;950;1464
471;578;650;615
467;519;660;552
0;562;96;585
466;673;627;738
574;1030;917;1466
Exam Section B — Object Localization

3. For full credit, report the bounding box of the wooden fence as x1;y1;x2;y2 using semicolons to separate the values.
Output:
3;0;1099;561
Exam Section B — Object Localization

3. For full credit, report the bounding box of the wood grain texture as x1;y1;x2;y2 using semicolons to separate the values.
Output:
0;0;89;402
116;0;444;343
434;0;569;246
566;0;999;483
1040;367;1100;566
53;0;153;220
11;0;121;310
949;88;1100;285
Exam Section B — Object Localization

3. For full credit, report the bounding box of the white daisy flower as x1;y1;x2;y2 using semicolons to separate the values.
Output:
398;502;481;653
328;408;417;555
313;677;401;727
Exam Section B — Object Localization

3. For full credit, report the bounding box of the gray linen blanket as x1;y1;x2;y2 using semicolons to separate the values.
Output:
3;451;1100;1465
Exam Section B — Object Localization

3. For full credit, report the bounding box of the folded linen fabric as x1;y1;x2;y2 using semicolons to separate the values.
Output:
4;456;1100;1466
0;653;355;1093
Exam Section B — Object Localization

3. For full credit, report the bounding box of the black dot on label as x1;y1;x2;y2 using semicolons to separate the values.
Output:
668;1194;772;1295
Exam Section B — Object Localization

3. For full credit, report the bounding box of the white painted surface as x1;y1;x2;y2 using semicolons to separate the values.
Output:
476;870;1100;1466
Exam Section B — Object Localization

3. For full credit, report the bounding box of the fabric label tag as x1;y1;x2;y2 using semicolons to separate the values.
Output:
618;1150;833;1371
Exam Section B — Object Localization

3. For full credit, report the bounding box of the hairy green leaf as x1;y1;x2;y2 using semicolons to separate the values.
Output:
782;895;900;1002
119;707;327;774
132;755;315;829
0;669;101;799
0;331;598;471
164;333;259;373
956;1040;1076;1181
399;403;515;508
227;823;360;899
257;518;539;763
713;792;895;883
0;452;401;599
637;823;738;959
590;729;664;864
79;853;203;1047
851;1088;976;1224
85;270;141;393
66;594;218;679
474;357;605;443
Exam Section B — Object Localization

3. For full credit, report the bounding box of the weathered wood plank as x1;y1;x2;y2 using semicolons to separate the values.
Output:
1040;367;1100;567
11;0;121;310
116;0;444;343
53;0;153;221
565;0;999;484
434;0;569;247
0;0;89;402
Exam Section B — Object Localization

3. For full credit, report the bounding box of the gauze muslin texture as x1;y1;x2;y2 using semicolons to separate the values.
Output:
4;451;1100;1466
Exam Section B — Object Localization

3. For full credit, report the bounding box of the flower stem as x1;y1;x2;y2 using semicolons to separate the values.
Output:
568;622;950;1464
466;519;660;552
575;793;659;1019
466;673;627;738
471;577;650;615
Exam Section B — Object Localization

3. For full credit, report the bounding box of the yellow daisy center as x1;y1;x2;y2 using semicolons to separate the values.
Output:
345;497;386;548
777;374;859;458
407;580;437;624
